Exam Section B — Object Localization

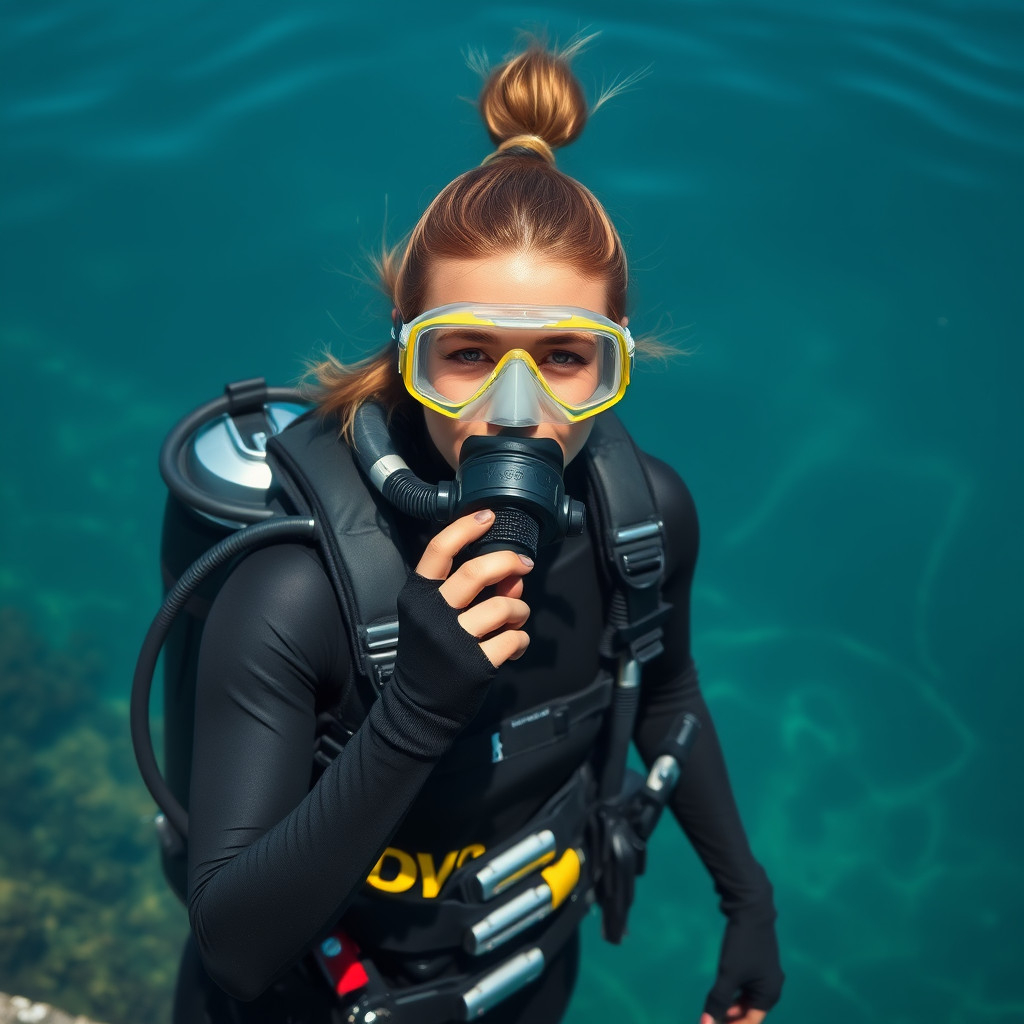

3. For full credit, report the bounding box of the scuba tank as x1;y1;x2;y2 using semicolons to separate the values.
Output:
153;378;310;900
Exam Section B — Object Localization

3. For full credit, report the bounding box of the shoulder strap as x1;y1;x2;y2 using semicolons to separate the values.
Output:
266;413;410;703
584;413;673;800
584;412;672;665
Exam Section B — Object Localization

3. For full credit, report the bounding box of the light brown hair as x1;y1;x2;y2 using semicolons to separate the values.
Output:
311;38;632;438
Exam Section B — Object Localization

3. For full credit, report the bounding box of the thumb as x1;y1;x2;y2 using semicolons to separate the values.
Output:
700;1015;716;1024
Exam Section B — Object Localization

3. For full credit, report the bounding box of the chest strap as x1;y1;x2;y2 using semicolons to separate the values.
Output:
441;673;613;775
315;673;614;774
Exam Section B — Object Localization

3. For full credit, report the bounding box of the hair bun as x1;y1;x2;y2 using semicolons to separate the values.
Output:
478;42;588;154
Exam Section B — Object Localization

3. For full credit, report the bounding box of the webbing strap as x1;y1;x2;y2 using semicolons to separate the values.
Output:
266;414;410;700
584;413;672;663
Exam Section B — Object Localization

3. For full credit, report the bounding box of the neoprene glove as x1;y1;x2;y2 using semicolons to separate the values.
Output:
374;573;499;761
703;898;785;1020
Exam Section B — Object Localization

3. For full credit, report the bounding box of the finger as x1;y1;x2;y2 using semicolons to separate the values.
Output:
440;550;534;609
458;597;530;639
731;1010;765;1024
416;510;495;581
479;629;530;668
493;574;525;600
724;1004;764;1024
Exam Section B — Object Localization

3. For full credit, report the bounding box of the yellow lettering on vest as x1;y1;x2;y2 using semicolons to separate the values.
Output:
456;844;487;869
366;847;417;894
417;850;459;899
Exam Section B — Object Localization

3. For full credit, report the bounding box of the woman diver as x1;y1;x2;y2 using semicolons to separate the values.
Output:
168;37;784;1024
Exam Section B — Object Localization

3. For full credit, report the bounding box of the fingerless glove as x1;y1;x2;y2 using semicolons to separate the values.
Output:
703;896;785;1019
372;573;498;760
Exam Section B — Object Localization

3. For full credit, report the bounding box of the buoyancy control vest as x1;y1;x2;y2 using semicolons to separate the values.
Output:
132;379;699;1021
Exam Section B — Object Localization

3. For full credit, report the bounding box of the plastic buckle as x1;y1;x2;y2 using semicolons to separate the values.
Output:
613;602;672;664
629;628;665;665
360;619;399;692
612;520;665;589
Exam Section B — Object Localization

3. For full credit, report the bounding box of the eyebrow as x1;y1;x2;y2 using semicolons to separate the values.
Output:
433;329;597;346
534;333;596;345
434;329;498;343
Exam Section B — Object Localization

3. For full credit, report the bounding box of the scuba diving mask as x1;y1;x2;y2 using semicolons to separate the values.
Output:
396;303;634;427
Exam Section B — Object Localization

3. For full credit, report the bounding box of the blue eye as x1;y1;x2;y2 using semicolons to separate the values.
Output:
445;348;491;366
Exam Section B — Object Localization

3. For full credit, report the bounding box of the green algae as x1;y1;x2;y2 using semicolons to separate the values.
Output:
0;608;184;1024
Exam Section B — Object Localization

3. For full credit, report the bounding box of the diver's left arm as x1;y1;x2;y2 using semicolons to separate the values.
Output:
631;454;784;1024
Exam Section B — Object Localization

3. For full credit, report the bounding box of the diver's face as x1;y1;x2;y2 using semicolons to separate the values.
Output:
417;252;618;470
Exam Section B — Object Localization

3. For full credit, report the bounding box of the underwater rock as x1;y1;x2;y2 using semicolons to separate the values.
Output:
0;992;104;1024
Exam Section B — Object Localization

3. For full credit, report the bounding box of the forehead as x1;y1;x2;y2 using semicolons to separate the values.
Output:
422;254;611;316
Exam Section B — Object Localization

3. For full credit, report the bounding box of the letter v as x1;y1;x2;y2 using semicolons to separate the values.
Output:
417;850;459;899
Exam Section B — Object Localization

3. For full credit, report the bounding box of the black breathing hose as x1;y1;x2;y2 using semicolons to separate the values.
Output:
130;516;317;840
352;402;451;522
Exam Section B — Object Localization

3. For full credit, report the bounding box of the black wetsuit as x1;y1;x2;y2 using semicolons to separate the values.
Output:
175;422;781;1024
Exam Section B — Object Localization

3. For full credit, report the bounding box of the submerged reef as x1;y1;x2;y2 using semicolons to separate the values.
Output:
0;608;184;1024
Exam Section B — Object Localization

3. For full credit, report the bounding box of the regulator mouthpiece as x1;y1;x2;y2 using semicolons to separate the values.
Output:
452;435;586;560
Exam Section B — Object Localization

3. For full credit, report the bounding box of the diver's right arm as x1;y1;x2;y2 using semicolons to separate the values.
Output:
187;510;530;1001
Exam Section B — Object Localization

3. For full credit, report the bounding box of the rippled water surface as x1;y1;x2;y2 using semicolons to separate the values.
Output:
2;2;1022;1022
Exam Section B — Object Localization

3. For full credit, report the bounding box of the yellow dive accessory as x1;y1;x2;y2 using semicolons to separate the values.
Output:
396;303;634;427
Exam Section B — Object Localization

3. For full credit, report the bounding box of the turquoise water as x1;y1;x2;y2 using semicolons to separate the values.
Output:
2;2;1022;1022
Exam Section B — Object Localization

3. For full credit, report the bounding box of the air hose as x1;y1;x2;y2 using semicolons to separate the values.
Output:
352;402;452;522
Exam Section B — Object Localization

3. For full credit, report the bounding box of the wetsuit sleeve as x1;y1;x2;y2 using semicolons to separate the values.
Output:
631;455;773;910
187;544;496;1001
631;455;783;1013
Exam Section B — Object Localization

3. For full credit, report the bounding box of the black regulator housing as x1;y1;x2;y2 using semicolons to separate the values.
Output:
451;434;586;559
